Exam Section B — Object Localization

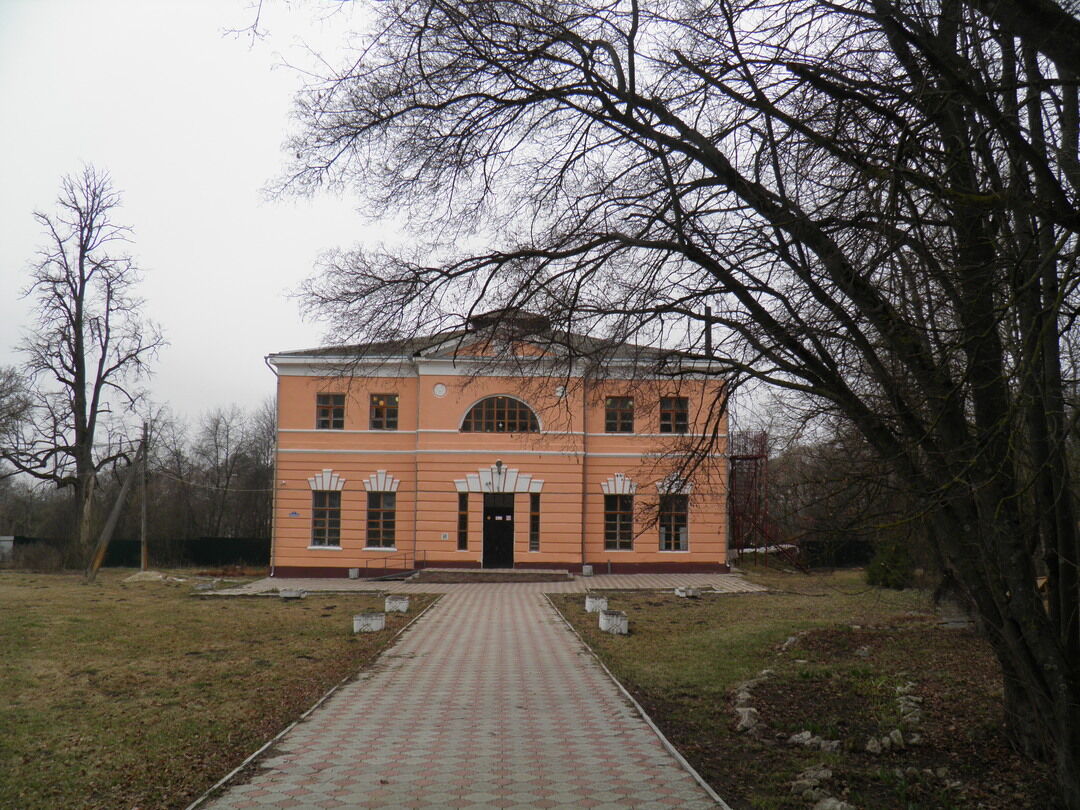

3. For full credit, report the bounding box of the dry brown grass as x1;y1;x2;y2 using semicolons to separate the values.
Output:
550;567;1056;809
0;569;437;809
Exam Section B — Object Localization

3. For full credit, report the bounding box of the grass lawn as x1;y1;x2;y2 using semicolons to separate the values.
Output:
550;566;1056;809
0;569;437;810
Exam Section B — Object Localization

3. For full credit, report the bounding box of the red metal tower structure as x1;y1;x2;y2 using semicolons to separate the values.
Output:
728;431;776;566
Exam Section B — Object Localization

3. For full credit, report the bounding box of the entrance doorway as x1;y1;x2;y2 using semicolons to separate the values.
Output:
483;493;514;568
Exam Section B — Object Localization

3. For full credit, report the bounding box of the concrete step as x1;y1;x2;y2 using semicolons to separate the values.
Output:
412;567;573;583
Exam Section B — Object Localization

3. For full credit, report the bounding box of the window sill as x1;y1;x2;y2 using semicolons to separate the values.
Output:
659;548;690;553
602;548;635;553
307;545;342;550
362;546;398;551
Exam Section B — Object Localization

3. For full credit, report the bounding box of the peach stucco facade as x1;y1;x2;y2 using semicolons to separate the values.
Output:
267;339;728;577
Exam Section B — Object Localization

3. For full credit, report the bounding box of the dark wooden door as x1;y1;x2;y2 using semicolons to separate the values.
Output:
483;493;515;568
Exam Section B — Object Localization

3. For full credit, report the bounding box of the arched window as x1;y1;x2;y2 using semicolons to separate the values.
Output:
461;396;540;433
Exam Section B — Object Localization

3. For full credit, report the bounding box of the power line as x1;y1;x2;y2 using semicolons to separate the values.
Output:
150;467;274;493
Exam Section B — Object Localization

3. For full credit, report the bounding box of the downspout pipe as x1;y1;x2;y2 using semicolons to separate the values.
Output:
580;374;589;572
413;360;420;570
263;355;279;578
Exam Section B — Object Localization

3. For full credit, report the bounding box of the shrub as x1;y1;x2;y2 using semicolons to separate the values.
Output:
13;542;65;571
866;541;914;589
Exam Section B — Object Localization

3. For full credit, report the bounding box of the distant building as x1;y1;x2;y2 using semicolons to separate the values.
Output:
266;312;728;577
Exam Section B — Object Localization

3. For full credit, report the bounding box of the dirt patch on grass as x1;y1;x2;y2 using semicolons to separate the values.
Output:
741;624;1055;808
550;572;1057;809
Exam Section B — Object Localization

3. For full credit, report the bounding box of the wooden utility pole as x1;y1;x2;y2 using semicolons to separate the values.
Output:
140;421;149;571
85;436;145;583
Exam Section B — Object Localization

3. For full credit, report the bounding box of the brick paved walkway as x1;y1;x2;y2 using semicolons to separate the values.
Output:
200;587;724;809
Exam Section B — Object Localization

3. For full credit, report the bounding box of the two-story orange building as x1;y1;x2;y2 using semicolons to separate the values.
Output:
267;313;728;577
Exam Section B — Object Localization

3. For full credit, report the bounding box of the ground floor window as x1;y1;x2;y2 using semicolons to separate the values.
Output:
457;493;469;550
529;493;541;551
659;494;688;550
311;491;341;547
367;492;396;548
604;494;634;550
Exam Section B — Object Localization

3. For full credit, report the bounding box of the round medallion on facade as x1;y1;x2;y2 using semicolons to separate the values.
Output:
433;383;447;398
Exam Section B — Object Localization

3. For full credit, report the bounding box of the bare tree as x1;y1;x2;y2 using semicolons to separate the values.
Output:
4;166;165;558
192;406;247;537
192;404;274;538
150;402;274;544
281;0;1080;801
0;366;29;470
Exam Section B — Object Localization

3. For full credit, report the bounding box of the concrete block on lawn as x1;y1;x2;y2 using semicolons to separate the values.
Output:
385;594;410;613
354;612;386;633
585;594;608;613
279;589;306;600
674;586;701;598
599;609;629;635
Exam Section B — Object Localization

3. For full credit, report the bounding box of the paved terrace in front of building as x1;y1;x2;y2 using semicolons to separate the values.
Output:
217;571;764;596
199;575;761;809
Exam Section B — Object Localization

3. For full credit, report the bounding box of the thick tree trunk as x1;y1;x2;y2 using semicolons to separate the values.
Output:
76;471;96;560
980;591;1080;808
1053;696;1080;810
999;653;1047;760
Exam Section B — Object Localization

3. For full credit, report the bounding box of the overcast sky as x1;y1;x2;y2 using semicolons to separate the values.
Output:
0;0;380;424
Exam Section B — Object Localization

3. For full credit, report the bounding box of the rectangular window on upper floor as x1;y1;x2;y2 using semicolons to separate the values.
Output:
659;396;689;434
370;393;399;430
604;396;634;433
316;393;345;430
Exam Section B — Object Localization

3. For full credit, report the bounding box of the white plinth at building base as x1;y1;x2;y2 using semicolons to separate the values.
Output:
585;595;608;613
675;586;701;598
354;612;387;633
599;609;629;635
385;595;410;613
581;564;594;577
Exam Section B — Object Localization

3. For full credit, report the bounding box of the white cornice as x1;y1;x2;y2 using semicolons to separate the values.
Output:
267;352;720;379
280;447;728;459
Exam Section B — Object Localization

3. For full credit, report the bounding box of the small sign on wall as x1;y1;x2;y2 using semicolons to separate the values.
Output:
289;511;300;517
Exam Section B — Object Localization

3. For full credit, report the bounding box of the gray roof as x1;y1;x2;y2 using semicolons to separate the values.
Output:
270;314;684;364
